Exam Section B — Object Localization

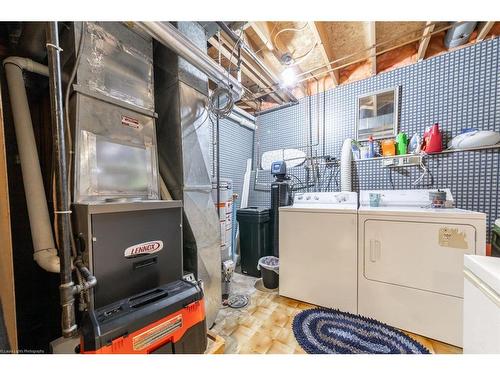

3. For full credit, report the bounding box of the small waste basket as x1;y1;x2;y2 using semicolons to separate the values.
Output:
237;207;272;277
258;256;279;289
492;219;500;257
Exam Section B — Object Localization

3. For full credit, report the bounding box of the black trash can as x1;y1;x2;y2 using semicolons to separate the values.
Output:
237;207;272;277
258;256;279;289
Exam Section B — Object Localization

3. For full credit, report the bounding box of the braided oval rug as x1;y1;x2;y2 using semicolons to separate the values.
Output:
292;308;430;354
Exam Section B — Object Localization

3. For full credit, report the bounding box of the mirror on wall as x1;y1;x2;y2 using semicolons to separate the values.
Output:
356;87;399;141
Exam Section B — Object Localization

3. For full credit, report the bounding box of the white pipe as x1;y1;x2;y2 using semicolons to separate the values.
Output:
134;22;244;101
341;138;352;192
3;57;60;273
227;111;256;131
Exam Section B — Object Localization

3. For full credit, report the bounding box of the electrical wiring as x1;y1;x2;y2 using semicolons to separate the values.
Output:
273;22;309;54
412;153;430;186
273;22;317;67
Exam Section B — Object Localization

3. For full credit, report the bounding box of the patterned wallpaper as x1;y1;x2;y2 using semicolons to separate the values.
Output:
247;36;500;240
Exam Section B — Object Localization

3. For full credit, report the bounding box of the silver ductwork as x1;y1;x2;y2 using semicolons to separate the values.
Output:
444;22;478;49
134;21;243;101
153;22;222;327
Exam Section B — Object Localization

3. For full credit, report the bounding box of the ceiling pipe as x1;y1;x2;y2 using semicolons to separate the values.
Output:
215;22;298;103
227;110;256;131
133;22;244;101
2;56;60;274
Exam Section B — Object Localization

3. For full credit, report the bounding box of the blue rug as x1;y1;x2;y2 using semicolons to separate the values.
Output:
292;308;430;354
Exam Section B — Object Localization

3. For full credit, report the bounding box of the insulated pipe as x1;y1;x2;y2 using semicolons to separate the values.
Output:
2;57;60;273
227;110;256;130
46;21;77;337
134;22;243;101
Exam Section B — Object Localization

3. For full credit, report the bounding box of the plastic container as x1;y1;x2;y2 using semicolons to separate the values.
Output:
236;207;272;277
258;256;279;289
492;219;500;258
396;132;408;155
367;136;375;158
381;139;396;156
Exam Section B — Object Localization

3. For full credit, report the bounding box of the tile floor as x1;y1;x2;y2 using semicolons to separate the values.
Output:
210;273;462;354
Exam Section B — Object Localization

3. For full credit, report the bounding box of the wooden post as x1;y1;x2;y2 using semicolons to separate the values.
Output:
0;76;18;352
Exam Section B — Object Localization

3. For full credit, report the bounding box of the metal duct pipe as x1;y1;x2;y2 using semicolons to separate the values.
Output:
216;22;298;103
2;57;60;273
134;22;243;101
45;22;76;337
444;22;478;49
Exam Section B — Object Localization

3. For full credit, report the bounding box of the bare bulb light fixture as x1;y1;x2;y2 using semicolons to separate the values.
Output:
281;67;297;88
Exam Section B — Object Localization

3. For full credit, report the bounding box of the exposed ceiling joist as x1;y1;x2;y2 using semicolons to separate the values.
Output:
477;21;495;42
308;21;339;86
416;21;435;61
369;21;377;76
248;22;274;51
208;36;286;104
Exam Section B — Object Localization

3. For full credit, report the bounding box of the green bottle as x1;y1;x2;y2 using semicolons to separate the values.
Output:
396;132;408;155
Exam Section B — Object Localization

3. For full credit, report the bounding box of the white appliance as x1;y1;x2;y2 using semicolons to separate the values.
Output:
358;189;486;347
463;255;500;353
279;192;358;313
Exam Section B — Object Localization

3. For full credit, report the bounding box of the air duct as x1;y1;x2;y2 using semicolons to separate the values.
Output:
133;21;243;101
444;22;478;49
153;22;222;327
3;57;60;273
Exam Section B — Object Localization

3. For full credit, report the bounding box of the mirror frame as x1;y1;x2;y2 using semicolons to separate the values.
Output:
355;86;399;141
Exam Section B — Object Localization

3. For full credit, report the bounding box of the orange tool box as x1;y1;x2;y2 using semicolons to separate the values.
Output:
80;279;206;354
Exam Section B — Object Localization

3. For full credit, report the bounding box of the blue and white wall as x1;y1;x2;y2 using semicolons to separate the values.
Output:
219;37;500;239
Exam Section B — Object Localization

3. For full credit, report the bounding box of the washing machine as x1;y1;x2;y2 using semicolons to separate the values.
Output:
279;192;358;313
358;189;486;347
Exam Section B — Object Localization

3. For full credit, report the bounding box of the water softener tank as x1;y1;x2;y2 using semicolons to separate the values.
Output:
270;161;292;257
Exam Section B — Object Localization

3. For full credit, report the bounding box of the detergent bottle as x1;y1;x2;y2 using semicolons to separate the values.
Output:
368;136;375;158
422;123;443;153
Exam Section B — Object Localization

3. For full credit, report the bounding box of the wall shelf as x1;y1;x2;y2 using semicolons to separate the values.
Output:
353;143;500;162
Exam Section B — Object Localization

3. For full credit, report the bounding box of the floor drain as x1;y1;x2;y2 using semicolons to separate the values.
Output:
227;294;249;309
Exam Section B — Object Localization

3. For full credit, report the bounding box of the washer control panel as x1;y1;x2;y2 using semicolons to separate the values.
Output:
293;192;358;206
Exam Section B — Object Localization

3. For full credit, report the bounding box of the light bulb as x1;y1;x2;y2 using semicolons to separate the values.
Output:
281;67;297;88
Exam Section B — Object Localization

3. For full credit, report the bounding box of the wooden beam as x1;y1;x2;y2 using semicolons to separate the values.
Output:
416;21;435;61
248;22;274;51
308;22;339;86
208;36;285;104
369;21;377;76
0;79;17;351
477;21;495;42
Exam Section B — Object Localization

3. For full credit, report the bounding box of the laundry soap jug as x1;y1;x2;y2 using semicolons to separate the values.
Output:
396;132;408;155
422;123;443;153
381;139;396;156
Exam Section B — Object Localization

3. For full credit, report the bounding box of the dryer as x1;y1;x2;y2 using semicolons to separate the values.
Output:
279;192;358;313
358;189;486;347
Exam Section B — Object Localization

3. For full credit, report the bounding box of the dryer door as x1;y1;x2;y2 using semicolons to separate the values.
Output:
363;219;476;298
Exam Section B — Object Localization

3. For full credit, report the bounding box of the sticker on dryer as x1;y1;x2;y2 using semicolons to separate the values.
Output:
438;227;468;249
121;115;143;130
